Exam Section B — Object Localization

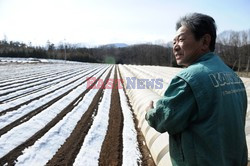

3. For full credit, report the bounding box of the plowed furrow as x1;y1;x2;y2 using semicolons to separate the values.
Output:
0;89;71;137
117;67;156;166
0;67;102;116
0;67;110;165
99;67;124;166
0;68;88;103
0;63;88;85
0;67;106;135
46;68;112;166
0;67;77;89
0;68;85;97
0;64;55;84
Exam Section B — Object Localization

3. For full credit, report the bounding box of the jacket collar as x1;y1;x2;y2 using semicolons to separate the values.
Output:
191;52;214;65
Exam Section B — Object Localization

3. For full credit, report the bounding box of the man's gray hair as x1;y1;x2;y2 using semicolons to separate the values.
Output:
176;13;217;51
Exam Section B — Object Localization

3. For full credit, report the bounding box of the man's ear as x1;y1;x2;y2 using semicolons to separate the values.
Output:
201;34;211;51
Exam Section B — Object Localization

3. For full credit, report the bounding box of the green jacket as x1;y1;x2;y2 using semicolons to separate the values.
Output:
146;52;248;166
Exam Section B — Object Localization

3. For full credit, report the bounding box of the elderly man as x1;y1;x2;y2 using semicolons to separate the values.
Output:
146;13;248;166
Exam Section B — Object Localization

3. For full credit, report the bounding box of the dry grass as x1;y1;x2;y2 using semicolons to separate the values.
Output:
236;72;250;78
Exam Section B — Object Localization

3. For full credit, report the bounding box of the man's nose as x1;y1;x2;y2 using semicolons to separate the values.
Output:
173;42;180;52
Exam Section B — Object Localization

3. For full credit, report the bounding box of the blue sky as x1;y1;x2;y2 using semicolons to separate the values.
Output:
0;0;249;47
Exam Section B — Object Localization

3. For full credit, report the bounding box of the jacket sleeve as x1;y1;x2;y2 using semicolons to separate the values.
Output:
145;76;198;135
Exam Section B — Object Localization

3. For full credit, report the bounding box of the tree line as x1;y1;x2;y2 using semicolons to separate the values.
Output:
216;30;250;71
0;40;174;66
0;29;249;71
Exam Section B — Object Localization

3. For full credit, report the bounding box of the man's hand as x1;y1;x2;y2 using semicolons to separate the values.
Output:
146;101;154;113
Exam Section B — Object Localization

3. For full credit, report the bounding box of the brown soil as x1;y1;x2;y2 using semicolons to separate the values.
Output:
0;68;77;93
0;68;83;103
0;68;104;136
134;118;156;166
46;68;111;165
0;65;155;166
98;68;124;166
0;67;97;114
117;67;156;166
0;68;109;165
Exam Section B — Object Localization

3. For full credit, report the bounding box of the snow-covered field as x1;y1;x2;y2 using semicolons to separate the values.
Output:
0;58;143;166
1;57;250;166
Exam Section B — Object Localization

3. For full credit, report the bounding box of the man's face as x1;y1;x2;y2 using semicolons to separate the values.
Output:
173;26;203;67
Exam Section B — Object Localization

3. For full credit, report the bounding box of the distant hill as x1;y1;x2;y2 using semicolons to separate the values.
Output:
100;43;129;48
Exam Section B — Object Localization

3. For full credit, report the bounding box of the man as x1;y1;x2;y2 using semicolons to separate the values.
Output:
145;13;248;166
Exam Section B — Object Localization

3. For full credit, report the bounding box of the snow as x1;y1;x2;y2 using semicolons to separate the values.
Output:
0;57;42;63
14;67;112;165
0;57;83;64
0;66;110;158
1;59;250;166
0;64;54;83
0;67;85;101
0;66;105;129
73;67;115;166
0;66;104;113
117;68;142;165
